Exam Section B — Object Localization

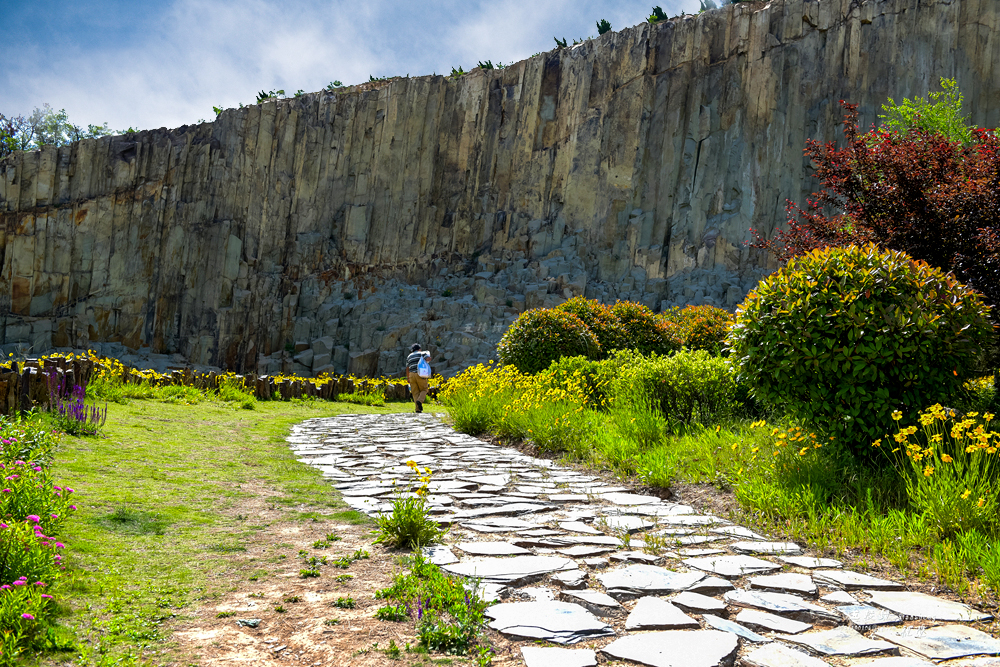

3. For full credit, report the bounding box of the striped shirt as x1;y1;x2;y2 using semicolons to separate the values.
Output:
406;351;430;373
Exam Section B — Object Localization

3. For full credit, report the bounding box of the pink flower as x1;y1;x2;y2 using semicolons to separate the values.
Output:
69;505;76;510
21;613;34;620
26;515;40;523
55;543;65;549
41;594;53;599
1;489;10;494
12;580;25;586
34;581;45;587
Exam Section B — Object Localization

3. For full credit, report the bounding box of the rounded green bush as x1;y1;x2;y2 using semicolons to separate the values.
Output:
497;309;600;374
660;305;734;354
728;243;994;457
611;301;681;356
555;297;627;355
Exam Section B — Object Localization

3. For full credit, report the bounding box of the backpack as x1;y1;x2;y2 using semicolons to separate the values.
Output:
417;355;432;378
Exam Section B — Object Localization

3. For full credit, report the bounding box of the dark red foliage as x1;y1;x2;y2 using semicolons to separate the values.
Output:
752;102;1000;314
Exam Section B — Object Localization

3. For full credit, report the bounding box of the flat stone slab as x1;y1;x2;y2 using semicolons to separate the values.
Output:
750;573;817;596
600;492;662;505
670;591;727;615
454;503;551;519
551;569;588;589
421;545;458;565
725;590;838;622
559;521;601;535
443;556;575;585
777;626;898;656
687;576;734;595
820;591;857;604
837;604;901;628
521;647;596;667
857;659;933;667
625;597;700;630
461;518;537;533
711;525;767;540
597;565;706;598
485;601;613;644
733;541;802;555
867;590;992;621
780;556;843;569
874;624;1000;661
600;515;654;533
548;494;590;502
684;555;781;578
701;614;770;643
735;609;813;635
560;589;621;610
812;569;904;591
601;630;739;667
743;642;831;667
456;541;531;556
610;550;660;564
558;545;616;558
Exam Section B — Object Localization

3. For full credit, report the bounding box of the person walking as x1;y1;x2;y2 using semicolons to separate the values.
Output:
405;343;432;413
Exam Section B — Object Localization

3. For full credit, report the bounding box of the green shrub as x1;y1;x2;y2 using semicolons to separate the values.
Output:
497;309;600;374
660;305;734;354
555;297;627;354
540;355;610;408
615;350;737;427
611;301;681;356
728;244;993;458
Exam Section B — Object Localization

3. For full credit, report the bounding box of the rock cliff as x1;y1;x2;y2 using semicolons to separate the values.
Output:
2;0;998;376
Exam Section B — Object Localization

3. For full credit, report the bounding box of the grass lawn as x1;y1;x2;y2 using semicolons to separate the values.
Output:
44;397;425;666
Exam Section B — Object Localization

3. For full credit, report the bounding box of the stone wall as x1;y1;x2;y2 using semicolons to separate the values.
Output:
2;0;998;377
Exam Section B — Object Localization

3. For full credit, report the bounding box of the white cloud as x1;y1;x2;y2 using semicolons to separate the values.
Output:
1;0;702;131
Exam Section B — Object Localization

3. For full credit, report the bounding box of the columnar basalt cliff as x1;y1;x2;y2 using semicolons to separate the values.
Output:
2;0;999;376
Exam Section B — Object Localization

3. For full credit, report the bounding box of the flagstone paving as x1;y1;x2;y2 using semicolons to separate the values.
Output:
288;413;1000;666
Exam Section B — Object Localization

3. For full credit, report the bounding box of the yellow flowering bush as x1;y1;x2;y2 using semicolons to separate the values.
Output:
441;361;595;453
874;405;1000;536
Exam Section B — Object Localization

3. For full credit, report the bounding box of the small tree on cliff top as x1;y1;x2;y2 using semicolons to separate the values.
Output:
752;80;1000;321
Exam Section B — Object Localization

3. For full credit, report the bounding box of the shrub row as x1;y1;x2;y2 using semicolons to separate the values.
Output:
497;298;734;373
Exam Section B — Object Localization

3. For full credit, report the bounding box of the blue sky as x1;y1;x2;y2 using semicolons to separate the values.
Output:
2;0;702;132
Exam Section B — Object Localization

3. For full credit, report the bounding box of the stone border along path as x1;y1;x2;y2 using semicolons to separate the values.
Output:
288;414;1000;667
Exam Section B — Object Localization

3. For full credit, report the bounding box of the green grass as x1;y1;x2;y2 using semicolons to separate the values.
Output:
44;396;411;665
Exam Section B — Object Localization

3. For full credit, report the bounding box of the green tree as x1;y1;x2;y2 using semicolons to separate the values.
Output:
29;103;113;147
597;19;612;35
0;114;34;158
879;77;975;143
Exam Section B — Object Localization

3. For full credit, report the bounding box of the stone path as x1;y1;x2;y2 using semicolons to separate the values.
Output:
288;414;1000;666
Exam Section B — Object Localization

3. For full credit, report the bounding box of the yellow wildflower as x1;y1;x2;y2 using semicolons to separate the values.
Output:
892;410;903;421
978;497;986;508
923;465;934;477
941;454;953;463
962;489;971;500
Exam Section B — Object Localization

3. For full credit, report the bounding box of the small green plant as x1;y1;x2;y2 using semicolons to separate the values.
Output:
649;6;668;23
285;595;302;603
294;89;305;97
554;37;568;48
335;574;354;582
374;604;408;621
216;610;237;618
274;605;286;613
326;533;342;542
324;618;340;626
442;289;453;297
352;548;370;560
450;66;466;78
477;61;494;70
335;389;385;406
332;556;352;569
326;81;344;90
374;463;447;549
386;639;401;659
213;106;223;116
333;597;356;609
597;19;612;34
